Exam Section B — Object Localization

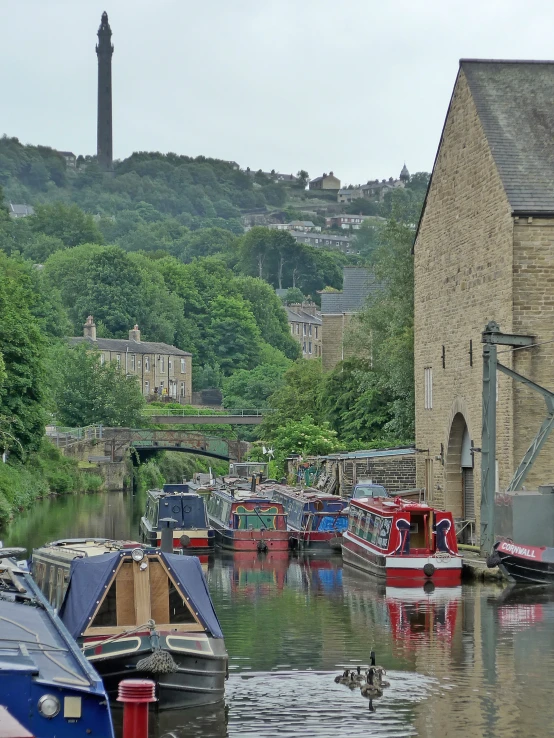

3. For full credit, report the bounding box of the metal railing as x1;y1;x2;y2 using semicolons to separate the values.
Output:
45;425;103;448
144;408;270;417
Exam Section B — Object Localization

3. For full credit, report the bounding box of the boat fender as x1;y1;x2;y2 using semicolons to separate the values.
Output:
289;536;298;550
136;649;178;674
486;551;502;568
423;563;435;577
180;534;191;549
257;540;268;554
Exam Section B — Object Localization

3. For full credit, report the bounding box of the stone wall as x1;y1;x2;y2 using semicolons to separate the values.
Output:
414;69;515;528
512;218;554;487
321;313;355;371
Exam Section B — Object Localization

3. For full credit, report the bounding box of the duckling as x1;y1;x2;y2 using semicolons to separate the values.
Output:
360;668;383;699
334;669;350;685
348;672;359;690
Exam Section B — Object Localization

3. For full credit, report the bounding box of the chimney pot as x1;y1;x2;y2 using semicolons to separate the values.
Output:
84;315;96;341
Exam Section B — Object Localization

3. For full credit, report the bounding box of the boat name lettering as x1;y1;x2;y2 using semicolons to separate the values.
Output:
499;542;537;558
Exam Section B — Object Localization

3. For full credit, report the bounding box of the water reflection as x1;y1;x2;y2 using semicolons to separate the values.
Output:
3;492;554;736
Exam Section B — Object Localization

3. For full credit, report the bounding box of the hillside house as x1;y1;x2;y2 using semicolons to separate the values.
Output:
285;302;322;359
70;316;192;402
309;172;341;191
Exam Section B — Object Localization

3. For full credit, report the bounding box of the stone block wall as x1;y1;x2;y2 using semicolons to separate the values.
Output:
414;69;515;528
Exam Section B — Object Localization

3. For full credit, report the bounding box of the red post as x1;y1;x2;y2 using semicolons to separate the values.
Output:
117;679;156;738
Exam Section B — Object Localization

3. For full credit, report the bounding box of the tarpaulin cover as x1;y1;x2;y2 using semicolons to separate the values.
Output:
59;551;224;639
59;552;121;639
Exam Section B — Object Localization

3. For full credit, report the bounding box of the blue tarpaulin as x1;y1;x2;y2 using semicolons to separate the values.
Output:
59;551;223;639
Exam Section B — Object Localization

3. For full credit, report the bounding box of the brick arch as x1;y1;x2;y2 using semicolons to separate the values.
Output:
444;398;472;519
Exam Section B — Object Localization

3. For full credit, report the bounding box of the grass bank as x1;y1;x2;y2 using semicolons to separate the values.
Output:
0;439;103;528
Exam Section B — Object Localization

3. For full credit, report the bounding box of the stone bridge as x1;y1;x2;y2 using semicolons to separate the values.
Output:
102;428;248;461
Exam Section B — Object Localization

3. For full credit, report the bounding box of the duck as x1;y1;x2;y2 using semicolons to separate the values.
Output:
369;651;388;684
334;669;350;685
360;668;383;699
348;672;359;690
352;665;366;683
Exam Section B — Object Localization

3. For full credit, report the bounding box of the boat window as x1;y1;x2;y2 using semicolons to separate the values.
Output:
34;561;45;589
48;565;55;604
234;504;282;530
352;484;388;499
56;566;65;610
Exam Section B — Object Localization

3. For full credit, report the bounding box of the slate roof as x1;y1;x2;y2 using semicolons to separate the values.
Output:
320;267;381;314
461;60;554;215
285;306;322;325
9;203;35;217
69;336;191;356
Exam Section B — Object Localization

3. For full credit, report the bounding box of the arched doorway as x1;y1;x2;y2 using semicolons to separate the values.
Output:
446;413;475;543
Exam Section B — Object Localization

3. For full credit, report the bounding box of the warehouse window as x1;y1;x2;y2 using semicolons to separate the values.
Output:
424;367;433;410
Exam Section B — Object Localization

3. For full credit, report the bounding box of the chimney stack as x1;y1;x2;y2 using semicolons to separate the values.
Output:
129;324;141;343
84;315;96;341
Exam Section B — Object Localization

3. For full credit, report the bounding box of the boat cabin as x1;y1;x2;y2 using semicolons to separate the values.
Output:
350;482;389;500
141;487;213;551
269;487;348;533
228;462;269;479
207;488;287;532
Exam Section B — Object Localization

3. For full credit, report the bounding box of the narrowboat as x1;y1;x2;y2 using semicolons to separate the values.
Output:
206;488;289;552
487;540;554;584
141;485;215;552
32;540;228;709
342;496;462;585
0;554;115;738
265;485;348;552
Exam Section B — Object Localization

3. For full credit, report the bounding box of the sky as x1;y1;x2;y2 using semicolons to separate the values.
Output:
3;0;553;184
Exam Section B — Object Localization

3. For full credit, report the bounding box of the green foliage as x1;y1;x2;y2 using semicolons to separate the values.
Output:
31;203;104;247
272;416;343;474
260;359;324;436
53;344;145;427
344;198;380;216
222;363;289;409
283;287;305;304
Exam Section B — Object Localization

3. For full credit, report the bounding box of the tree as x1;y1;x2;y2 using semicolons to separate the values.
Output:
260;359;325;436
31;203;104;247
352;219;385;263
54;344;145;427
207;295;264;375
272;416;343;474
0;253;47;456
222;363;288;409
283;287;305;304
345;198;379;216
239;227;273;279
296;170;309;189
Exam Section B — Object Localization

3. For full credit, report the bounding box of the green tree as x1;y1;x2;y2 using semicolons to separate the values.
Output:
272;416;343;473
283;287;305;304
31;203;104;247
207;295;264;375
54;344;145;427
296;170;309;188
260;359;325;436
222;363;289;409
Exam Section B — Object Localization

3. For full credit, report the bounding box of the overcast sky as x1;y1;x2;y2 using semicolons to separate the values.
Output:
3;1;553;184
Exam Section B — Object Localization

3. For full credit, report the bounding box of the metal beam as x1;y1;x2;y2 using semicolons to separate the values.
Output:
480;333;497;555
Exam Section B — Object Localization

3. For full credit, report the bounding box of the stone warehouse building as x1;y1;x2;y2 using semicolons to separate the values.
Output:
71;316;192;401
414;60;554;542
285;302;322;359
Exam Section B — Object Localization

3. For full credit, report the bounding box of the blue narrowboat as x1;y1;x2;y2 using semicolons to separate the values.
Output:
141;484;215;552
264;485;348;552
0;554;114;738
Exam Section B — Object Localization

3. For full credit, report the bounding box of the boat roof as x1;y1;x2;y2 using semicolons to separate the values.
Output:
147;488;202;500
33;538;141;560
212;487;278;505
262;484;346;505
350;497;439;514
59;551;223;640
0;559;106;695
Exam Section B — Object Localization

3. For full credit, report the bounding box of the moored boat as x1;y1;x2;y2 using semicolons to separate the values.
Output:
32;540;228;709
141;485;215;552
487;540;554;584
206;488;289;552
0;554;115;738
342;496;462;585
263;484;348;552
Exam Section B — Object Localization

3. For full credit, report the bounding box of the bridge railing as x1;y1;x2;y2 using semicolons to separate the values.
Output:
144;408;271;417
45;424;103;448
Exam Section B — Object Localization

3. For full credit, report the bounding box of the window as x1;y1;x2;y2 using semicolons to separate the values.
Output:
290;325;294;334
309;342;312;354
130;354;136;371
303;342;306;352
160;381;164;394
100;353;105;366
168;359;172;371
145;380;150;395
296;325;299;334
303;324;307;336
180;358;186;373
180;381;185;397
309;325;312;336
116;354;121;367
160;356;165;372
424;367;433;410
315;326;318;339
145;356;150;371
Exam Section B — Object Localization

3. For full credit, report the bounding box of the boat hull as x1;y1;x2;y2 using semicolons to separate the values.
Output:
342;532;462;585
84;633;227;710
211;523;290;552
289;530;343;553
491;541;554;584
140;519;215;553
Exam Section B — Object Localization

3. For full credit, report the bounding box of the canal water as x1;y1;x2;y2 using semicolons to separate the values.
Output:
3;490;554;738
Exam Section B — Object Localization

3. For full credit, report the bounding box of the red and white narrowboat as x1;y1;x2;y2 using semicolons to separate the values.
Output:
206;488;289;553
342;496;462;585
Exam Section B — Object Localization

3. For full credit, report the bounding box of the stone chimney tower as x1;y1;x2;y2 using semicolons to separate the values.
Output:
96;11;114;172
129;324;141;342
84;315;97;341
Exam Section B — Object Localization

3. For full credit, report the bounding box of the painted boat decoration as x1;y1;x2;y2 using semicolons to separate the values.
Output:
141;485;215;552
342;496;462;585
206;488;289;553
263;484;348;552
0;555;115;738
488;540;554;584
32;541;228;709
